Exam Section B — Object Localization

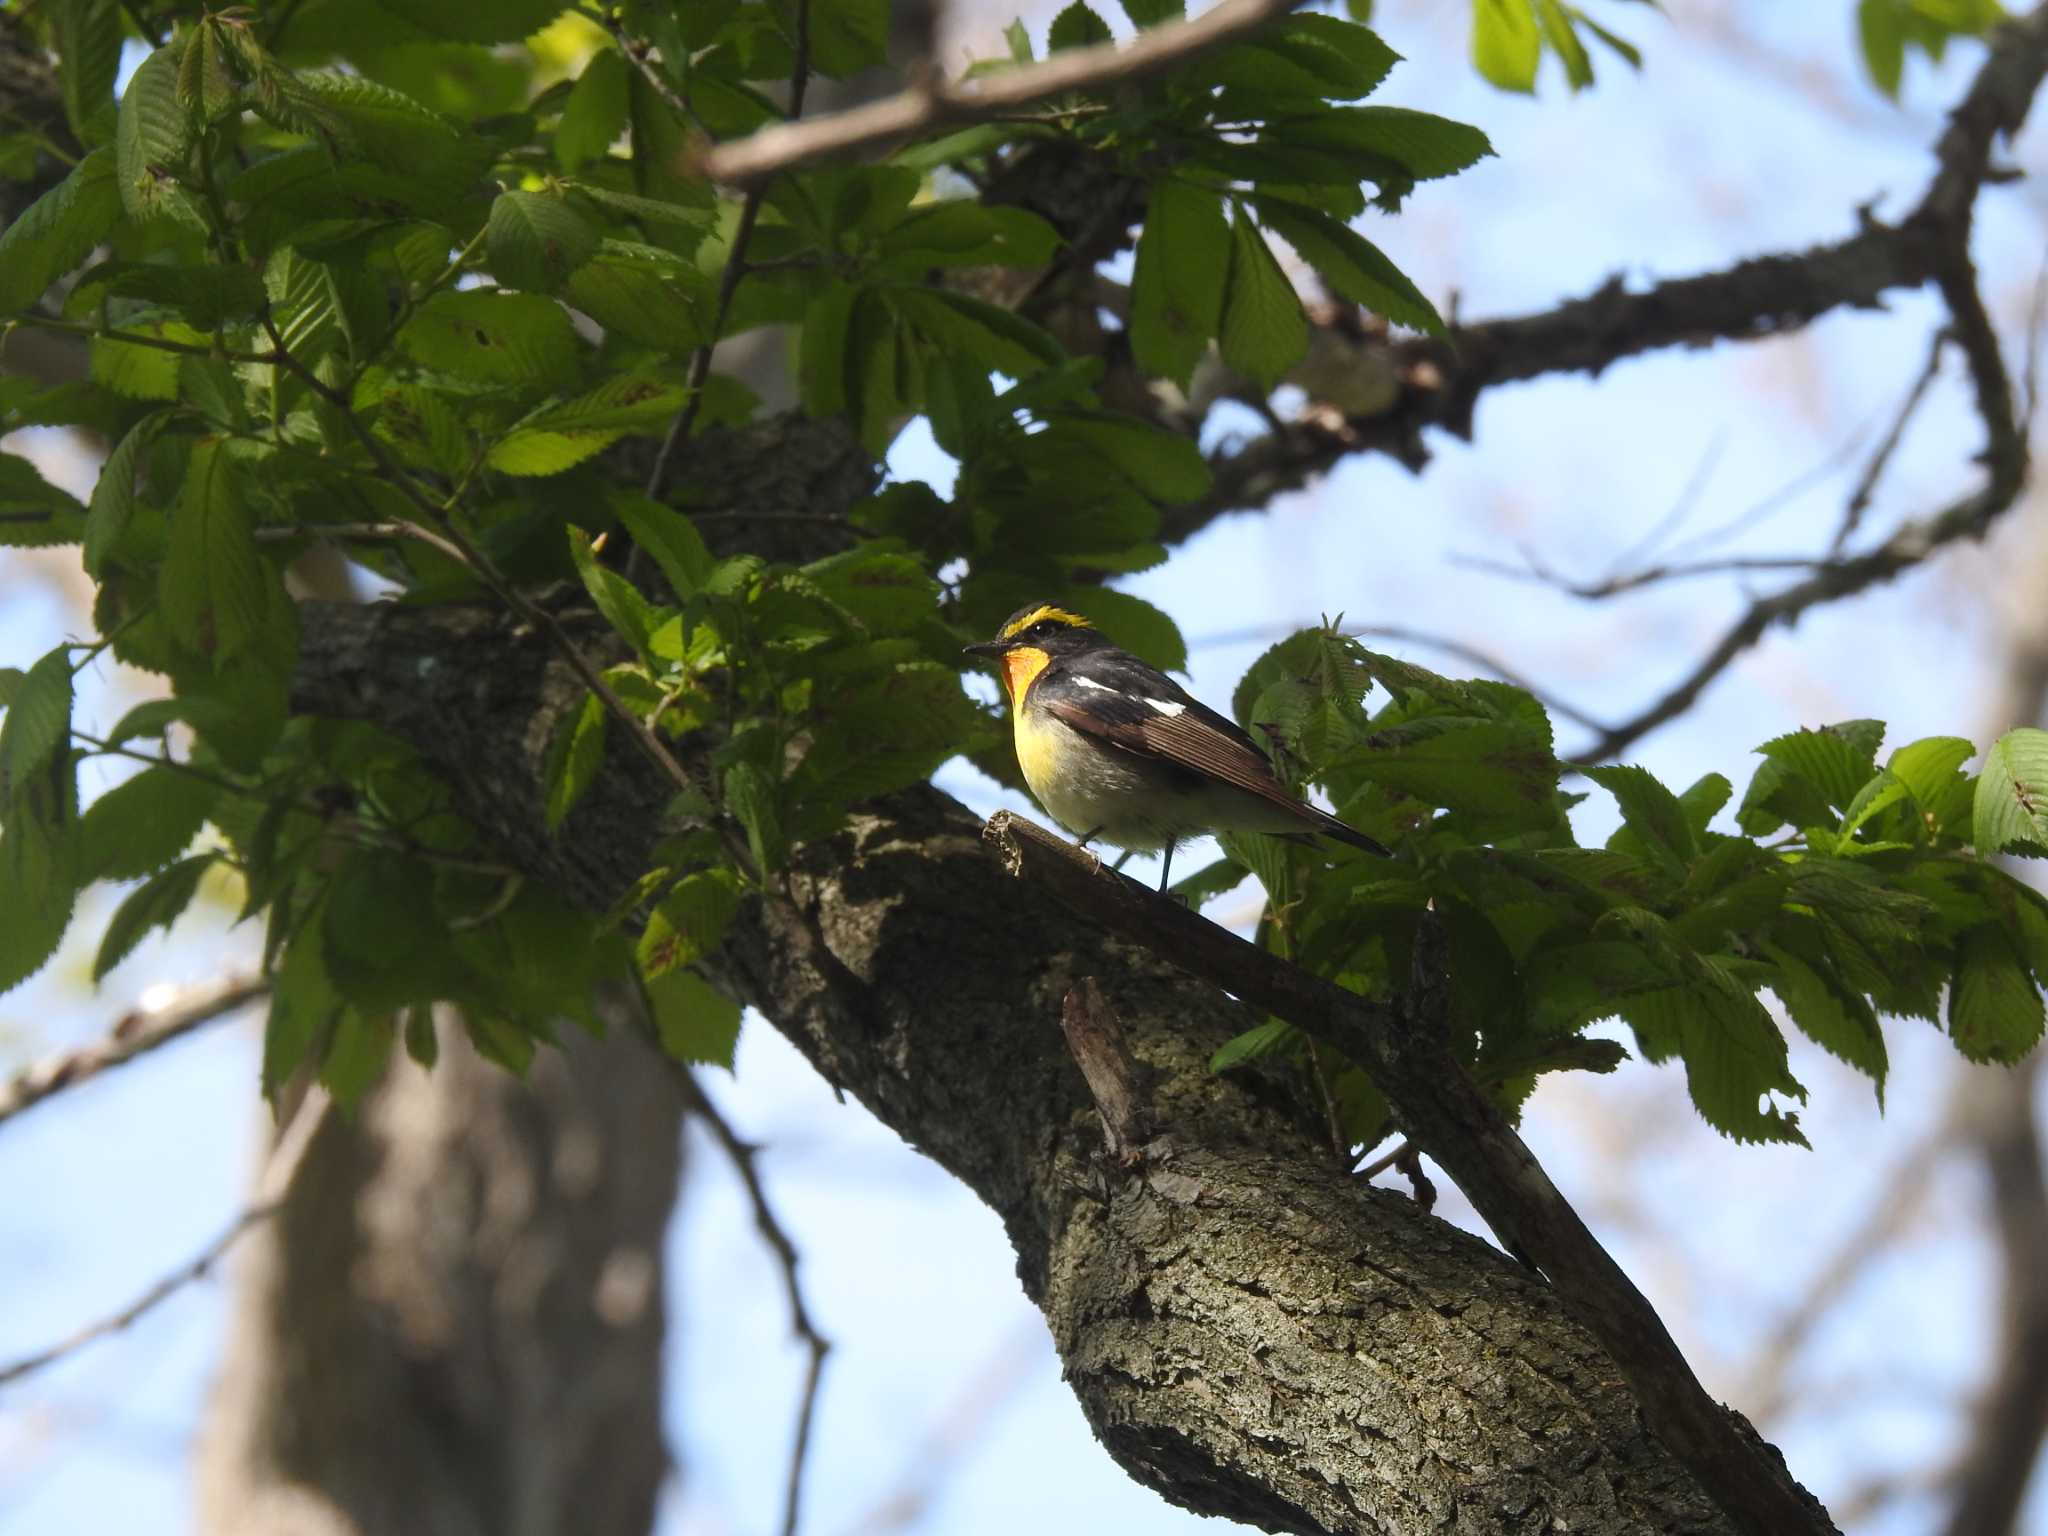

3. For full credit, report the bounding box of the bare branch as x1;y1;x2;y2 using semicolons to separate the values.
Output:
1832;329;1950;553
0;975;268;1131
1182;0;2048;547
700;0;1308;186
0;1086;329;1388
672;1063;830;1536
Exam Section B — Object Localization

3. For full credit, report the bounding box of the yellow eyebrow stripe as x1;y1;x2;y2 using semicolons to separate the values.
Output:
999;604;1088;639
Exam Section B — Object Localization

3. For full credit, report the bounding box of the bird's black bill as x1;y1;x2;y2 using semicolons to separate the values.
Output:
962;640;1008;658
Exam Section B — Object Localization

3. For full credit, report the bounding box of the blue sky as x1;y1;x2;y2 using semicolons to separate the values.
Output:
3;3;2046;1533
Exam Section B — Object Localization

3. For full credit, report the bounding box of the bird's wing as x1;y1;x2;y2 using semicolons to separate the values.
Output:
1036;656;1306;815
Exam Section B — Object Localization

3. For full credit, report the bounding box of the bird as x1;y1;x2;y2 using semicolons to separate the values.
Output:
964;601;1390;892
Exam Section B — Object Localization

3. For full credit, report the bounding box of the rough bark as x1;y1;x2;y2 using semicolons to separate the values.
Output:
290;589;1763;1535
195;1003;684;1536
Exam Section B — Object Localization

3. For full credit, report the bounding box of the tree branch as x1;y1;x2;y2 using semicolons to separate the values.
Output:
1182;1;2048;554
0;975;269;1131
291;589;1768;1534
982;810;1835;1536
700;0;1309;186
0;1085;328;1387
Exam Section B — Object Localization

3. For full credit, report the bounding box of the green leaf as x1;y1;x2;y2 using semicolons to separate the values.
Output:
323;1010;397;1107
0;645;74;799
1294;106;1496;182
888;287;1064;377
398;289;582;386
487;189;600;292
1536;0;1593;88
1055;414;1212;502
1256;200;1443;335
0;769;79;995
1676;772;1733;838
0;454;86;548
1073;588;1187;672
637;867;742;978
1949;924;2045;1064
567;524;662;655
613;493;715;599
94;854;213;982
646;967;742;1069
1761;940;1887;1102
724;758;784;874
0;146;121;314
1120;0;1183;25
563;244;711;352
807;0;891;76
1130;179;1230;387
1975;728;2048;855
56;0;124;144
264;913;342;1098
116;42;200;226
1860;0;1907;96
1257;14;1401;100
557;47;631;172
158;439;274;662
1049;1;1113;50
1583;763;1696;872
545;691;607;831
1471;0;1541;91
1757;723;1883;814
1220;203;1307;390
1347;718;1556;822
487;374;687;475
801;547;940;634
1210;1017;1297;1071
1888;735;1974;818
79;763;218;880
877;203;1061;271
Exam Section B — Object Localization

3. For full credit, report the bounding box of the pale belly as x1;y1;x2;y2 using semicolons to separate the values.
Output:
1015;712;1309;852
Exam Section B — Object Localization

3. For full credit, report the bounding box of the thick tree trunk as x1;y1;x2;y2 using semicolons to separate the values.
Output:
288;568;1774;1535
195;1002;684;1536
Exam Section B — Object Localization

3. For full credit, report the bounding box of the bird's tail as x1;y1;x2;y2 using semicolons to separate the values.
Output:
1287;807;1391;859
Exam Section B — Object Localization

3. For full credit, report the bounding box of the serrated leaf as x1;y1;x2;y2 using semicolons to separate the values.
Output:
487;374;688;475
0;454;86;548
1888;735;1974;817
1130;178;1229;386
564;246;710;352
637;867;741;977
1049;1;1113;50
613;493;715;600
646;967;742;1068
545;691;607;831
1256;199;1442;335
116;43;198;225
1949;923;2045;1063
1761;940;1887;1102
1536;0;1593;88
79;763;219;880
1975;727;2048;856
1121;0;1183;22
557;47;630;171
398;288;581;386
877;203;1060;270
1210;1017;1298;1071
94;853;213;981
888;287;1063;377
159;439;273;662
1220;204;1306;389
487;189;600;292
264;913;342;1098
1257;14;1401;100
57;0;124;144
1584;763;1696;870
0;146;120;314
567;524;662;655
0;646;74;800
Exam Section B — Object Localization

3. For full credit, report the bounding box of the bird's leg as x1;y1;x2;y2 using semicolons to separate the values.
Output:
1109;850;1136;872
1157;842;1175;893
1077;825;1105;849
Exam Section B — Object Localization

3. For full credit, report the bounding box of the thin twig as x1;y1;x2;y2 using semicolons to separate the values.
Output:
675;1068;830;1536
0;1086;329;1388
0;975;269;1131
702;0;1309;185
644;0;813;508
1456;550;1830;601
1832;330;1949;553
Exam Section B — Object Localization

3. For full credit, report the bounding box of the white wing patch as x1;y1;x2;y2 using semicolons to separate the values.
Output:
1073;674;1115;691
1142;696;1186;716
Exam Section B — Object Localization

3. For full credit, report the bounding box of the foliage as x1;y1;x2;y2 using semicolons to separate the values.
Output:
1855;0;2007;98
0;0;2036;1145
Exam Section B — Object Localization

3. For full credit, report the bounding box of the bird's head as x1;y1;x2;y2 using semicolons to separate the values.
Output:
963;603;1106;704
